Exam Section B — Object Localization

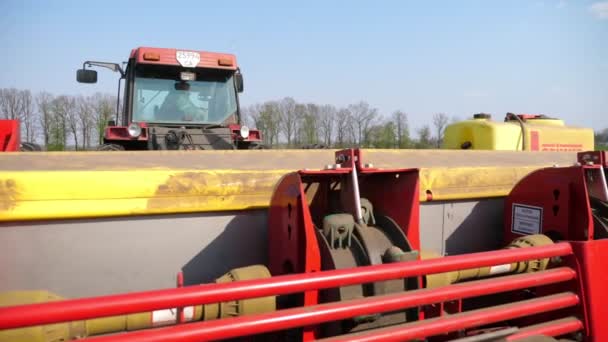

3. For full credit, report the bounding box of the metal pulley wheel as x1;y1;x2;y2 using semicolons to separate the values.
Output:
315;198;419;336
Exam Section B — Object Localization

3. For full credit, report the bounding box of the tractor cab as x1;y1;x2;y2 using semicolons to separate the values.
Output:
77;47;263;150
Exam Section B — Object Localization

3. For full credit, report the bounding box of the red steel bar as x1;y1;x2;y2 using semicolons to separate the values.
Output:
507;317;583;341
0;242;572;330
83;268;575;342
317;292;579;342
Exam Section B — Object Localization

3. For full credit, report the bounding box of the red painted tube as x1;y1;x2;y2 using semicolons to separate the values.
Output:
507;317;583;341
318;293;579;342
0;242;572;330
82;268;576;342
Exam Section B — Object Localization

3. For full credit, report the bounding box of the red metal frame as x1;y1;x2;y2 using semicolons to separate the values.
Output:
0;243;572;330
569;240;608;341
578;151;608;168
317;293;579;342
505;163;594;242
81;268;575;342
507;317;584;341
503;152;608;341
103;123;261;144
0;119;20;152
227;124;262;143
268;149;420;339
104;125;149;142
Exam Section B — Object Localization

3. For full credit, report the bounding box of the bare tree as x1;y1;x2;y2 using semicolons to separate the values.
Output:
318;104;335;147
334;108;353;148
416;125;433;149
432;113;449;148
258;101;281;147
20;90;36;142
368;120;397;148
348;101;378;147
0;88;21;120
93;93;115;146
0;89;4;119
49;96;71;150
243;103;263;128
392;110;410;148
279;97;298;147
64;97;80;150
298;103;320;146
77;96;95;149
36;92;54;147
245;102;278;147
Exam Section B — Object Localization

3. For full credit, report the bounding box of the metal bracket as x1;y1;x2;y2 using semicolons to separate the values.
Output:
83;61;126;78
322;214;354;249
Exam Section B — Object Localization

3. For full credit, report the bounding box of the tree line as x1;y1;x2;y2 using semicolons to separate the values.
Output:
3;88;606;151
243;97;450;149
1;88;451;150
595;128;608;150
0;88;116;150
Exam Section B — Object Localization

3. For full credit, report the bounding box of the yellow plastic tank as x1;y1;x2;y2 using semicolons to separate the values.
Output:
442;113;594;151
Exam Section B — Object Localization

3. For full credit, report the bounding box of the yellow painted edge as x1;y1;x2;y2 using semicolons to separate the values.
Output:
418;166;542;202
0;166;546;222
0;169;289;222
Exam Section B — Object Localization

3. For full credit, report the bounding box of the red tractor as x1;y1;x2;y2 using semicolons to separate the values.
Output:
77;47;263;150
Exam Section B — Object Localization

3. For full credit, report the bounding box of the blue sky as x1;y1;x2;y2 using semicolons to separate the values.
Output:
1;0;607;131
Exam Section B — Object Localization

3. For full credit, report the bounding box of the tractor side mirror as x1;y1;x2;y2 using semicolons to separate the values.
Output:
235;73;244;93
77;69;98;83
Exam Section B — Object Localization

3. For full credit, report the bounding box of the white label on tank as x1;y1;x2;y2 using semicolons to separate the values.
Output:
489;263;511;275
512;204;543;235
152;306;195;326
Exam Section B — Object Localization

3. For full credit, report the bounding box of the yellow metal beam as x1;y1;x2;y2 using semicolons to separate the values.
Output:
0;170;288;221
0;166;549;221
0;149;577;221
419;166;543;201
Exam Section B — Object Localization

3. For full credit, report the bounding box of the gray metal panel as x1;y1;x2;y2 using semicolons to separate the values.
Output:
418;199;504;256
441;199;505;255
0;211;268;298
418;202;445;255
0;199;507;298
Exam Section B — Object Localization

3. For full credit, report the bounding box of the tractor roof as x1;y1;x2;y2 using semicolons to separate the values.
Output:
130;47;238;70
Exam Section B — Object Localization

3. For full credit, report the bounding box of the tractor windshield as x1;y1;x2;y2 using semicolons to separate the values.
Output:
132;65;238;125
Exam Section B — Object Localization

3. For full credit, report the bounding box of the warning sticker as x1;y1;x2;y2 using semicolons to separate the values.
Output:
512;204;543;235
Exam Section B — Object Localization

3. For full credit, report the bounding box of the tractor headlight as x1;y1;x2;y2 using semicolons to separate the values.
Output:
128;123;142;138
239;126;250;139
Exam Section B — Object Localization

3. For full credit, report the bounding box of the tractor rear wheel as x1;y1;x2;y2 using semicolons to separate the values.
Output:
19;142;42;151
248;143;267;150
97;144;125;151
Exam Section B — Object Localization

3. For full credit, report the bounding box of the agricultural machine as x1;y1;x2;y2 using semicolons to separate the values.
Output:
1;149;608;341
76;47;263;150
443;113;594;151
0;119;42;152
